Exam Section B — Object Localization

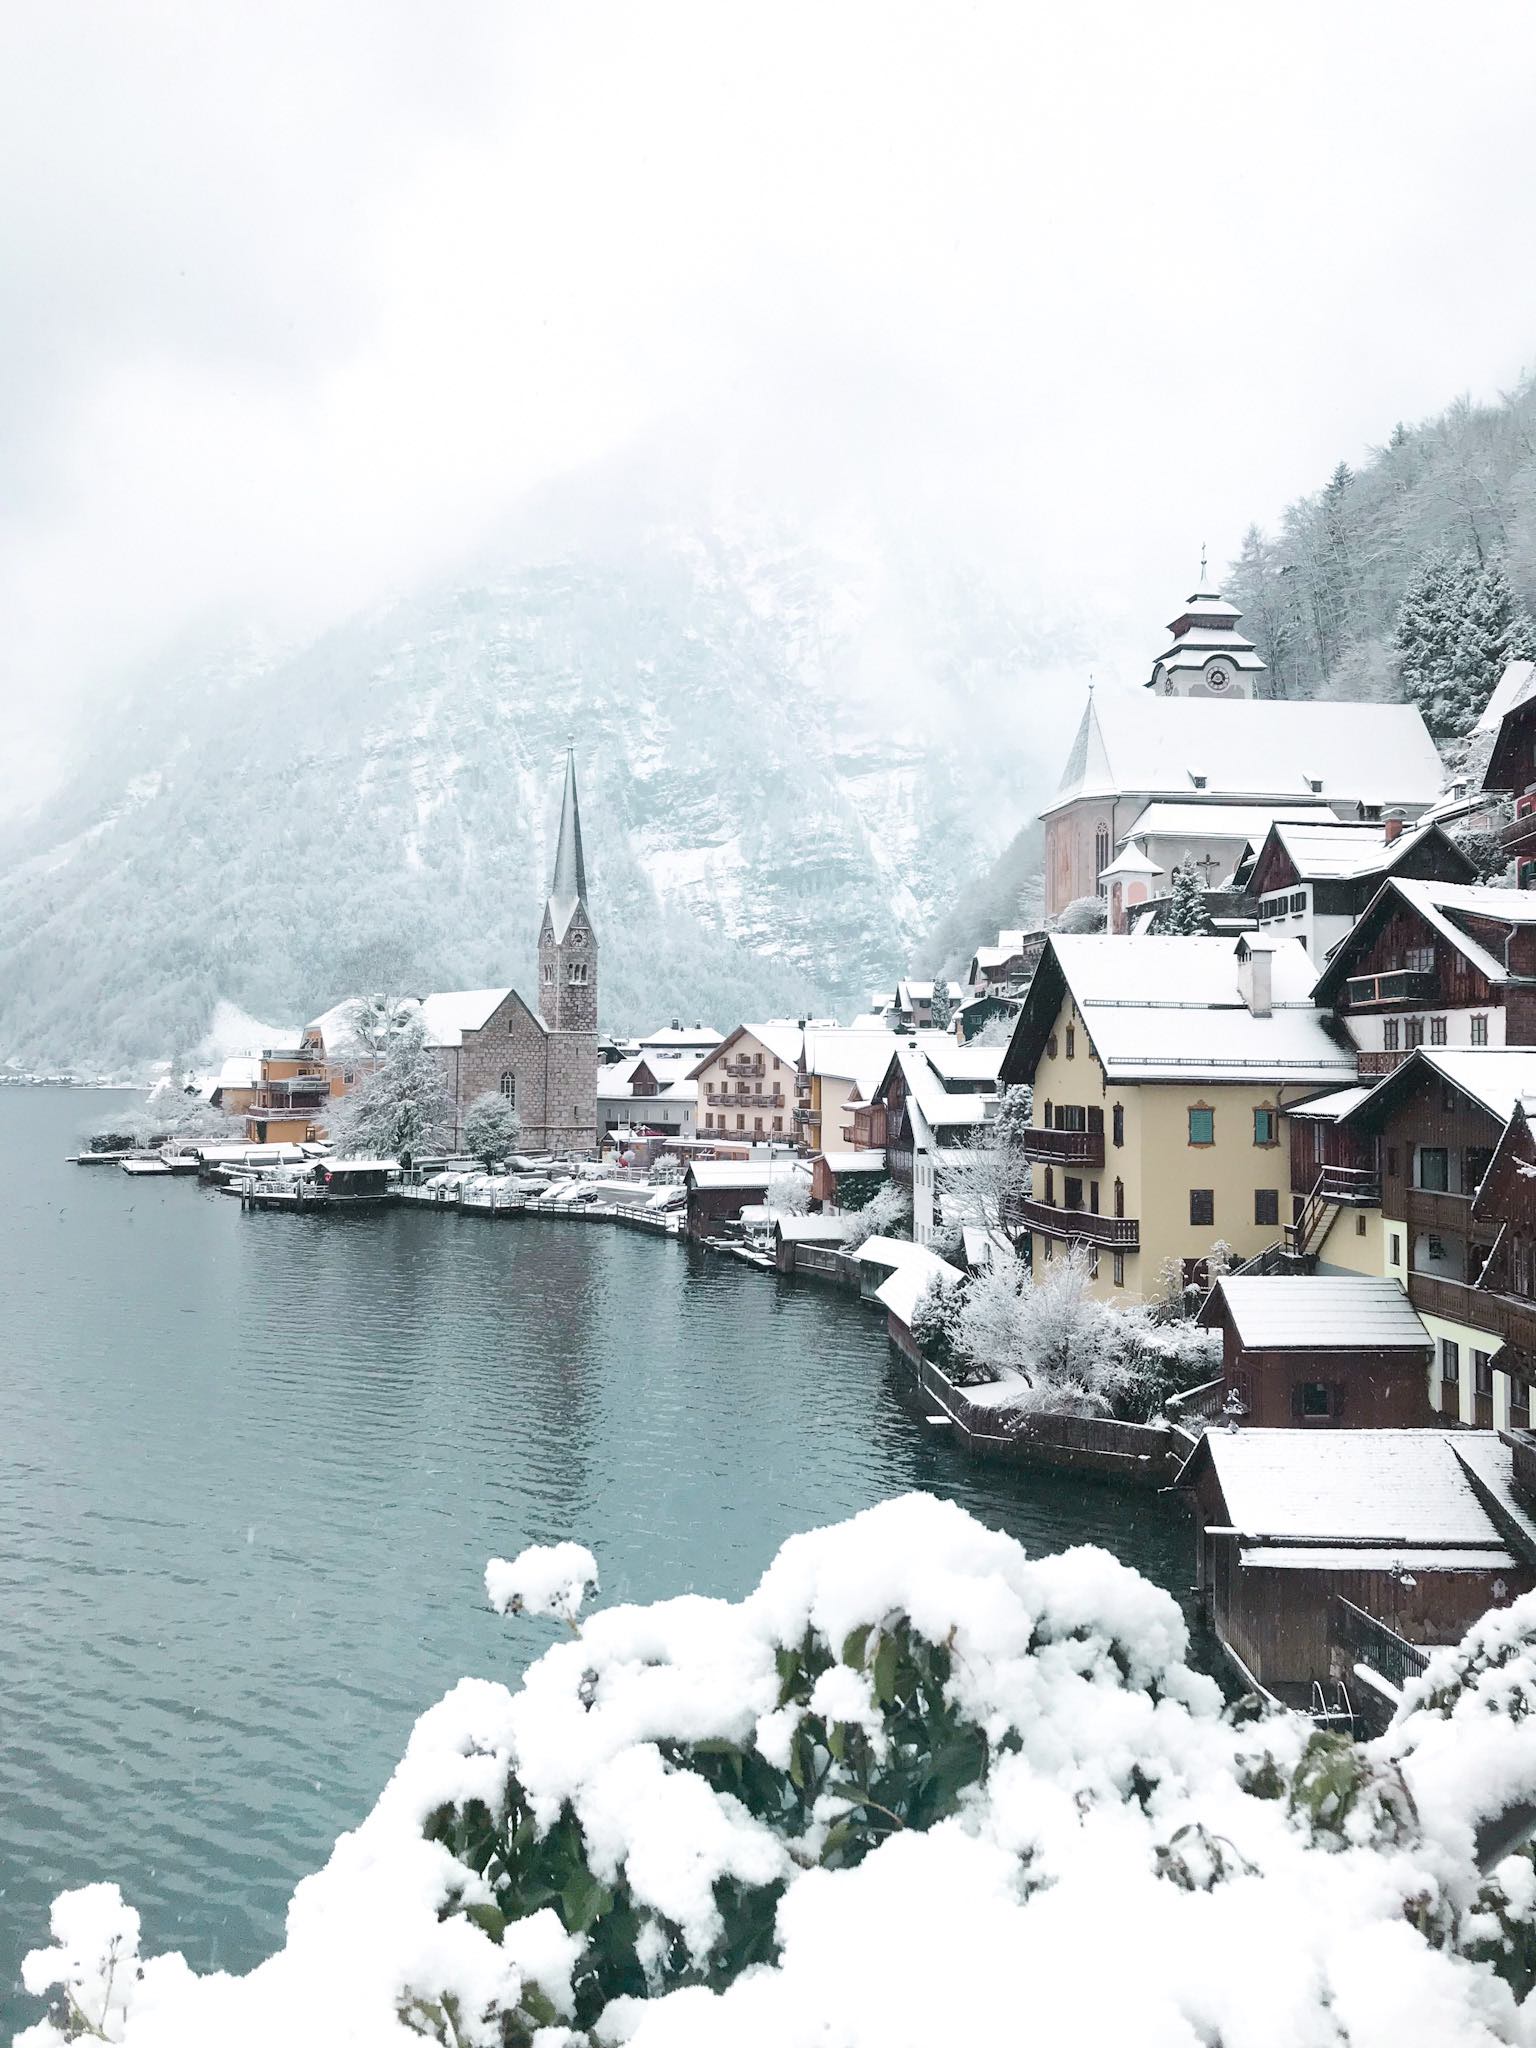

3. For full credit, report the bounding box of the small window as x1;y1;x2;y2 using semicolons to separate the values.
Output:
1475;1351;1494;1397
1112;1103;1124;1148
499;1072;516;1105
1389;1232;1402;1265
1255;1188;1279;1226
1383;1019;1400;1051
773;1116;782;1131
1356;1212;1367;1236
1404;1018;1424;1049
1300;1382;1331;1417
1406;946;1434;974
1514;1379;1531;1414
1066;1026;1076;1060
1387;1146;1399;1179
1046;1034;1058;1060
1471;1014;1489;1047
1430;1016;1447;1046
1428;1233;1446;1260
1088;1245;1100;1278
1044;1237;1054;1262
704;1112;714;1129
1188;1106;1215;1147
1290;890;1306;914
1418;1146;1449;1191
542;963;554;984
737;1114;745;1130
1112;1250;1125;1286
568;962;588;986
1113;1177;1124;1218
1253;1107;1277;1147
1440;1339;1460;1385
1190;1189;1214;1226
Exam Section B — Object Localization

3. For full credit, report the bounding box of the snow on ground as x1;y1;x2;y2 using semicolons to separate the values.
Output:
14;1495;1536;2048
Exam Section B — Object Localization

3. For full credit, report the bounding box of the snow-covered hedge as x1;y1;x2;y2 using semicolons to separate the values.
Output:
17;1497;1536;2047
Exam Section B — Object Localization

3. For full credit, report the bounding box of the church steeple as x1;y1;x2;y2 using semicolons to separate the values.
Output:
545;744;588;941
538;747;597;1041
1145;561;1267;699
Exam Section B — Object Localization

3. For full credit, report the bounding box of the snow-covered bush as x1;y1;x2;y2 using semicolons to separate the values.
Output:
952;1247;1218;1418
909;1270;967;1376
462;1093;521;1171
839;1180;911;1249
764;1169;810;1217
1047;894;1105;934
21;1502;1536;2048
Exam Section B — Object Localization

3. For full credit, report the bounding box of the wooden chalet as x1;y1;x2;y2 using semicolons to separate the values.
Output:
1312;877;1536;1079
1198;1276;1435;1428
1339;1047;1536;1429
1182;1427;1532;1709
1482;663;1536;884
809;1148;887;1208
1466;1101;1536;1403
683;1160;778;1237
1241;815;1475;966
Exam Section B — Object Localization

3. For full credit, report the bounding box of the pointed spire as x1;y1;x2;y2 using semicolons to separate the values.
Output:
546;745;588;940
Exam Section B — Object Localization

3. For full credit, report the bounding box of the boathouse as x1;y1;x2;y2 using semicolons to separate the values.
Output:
1197;1276;1436;1428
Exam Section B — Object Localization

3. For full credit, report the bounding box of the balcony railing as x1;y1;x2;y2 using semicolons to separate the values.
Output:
1502;790;1536;850
1015;1196;1138;1249
1333;1597;1429;1693
1021;1126;1105;1168
723;1059;766;1077
1318;1164;1380;1204
1406;1272;1500;1330
1406;1187;1473;1233
1344;969;1436;1008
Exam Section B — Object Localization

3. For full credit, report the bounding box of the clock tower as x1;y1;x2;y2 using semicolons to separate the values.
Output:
1145;554;1267;700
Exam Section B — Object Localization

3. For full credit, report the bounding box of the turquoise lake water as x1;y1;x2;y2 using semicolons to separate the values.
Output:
0;1088;1190;2028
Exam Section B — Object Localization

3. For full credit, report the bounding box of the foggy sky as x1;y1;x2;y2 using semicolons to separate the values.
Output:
5;1;1536;807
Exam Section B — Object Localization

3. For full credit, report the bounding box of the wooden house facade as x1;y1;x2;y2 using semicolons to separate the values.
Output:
1312;878;1536;1078
1484;685;1536;885
1197;1276;1435;1429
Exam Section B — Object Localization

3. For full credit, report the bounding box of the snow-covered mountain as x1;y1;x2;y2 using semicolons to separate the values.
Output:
0;510;1073;1072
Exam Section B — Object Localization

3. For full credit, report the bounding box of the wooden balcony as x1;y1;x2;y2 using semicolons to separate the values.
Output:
1016;1197;1138;1249
1502;792;1536;852
1345;969;1436;1008
1357;1049;1407;1079
1021;1126;1104;1168
1406;1187;1473;1233
1406;1272;1503;1334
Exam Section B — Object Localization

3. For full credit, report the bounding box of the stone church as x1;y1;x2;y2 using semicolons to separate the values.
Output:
422;748;599;1153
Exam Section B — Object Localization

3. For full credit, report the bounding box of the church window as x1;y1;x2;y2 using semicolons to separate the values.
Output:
572;929;585;946
500;1072;516;1105
542;963;554;984
568;962;588;985
1094;824;1110;879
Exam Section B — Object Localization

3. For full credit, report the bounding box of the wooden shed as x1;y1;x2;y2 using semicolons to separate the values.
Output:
1198;1276;1436;1428
1181;1427;1531;1707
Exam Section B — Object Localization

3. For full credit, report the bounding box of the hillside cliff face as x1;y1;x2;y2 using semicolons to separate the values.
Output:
0;519;1065;1071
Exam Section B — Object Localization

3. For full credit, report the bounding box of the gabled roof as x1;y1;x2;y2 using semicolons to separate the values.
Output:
802;1027;904;1092
1477;658;1536;737
637;1026;722;1048
419;989;516;1048
876;1248;962;1326
1471;1100;1536;1222
1312;877;1536;1004
688;1021;803;1078
684;1160;778;1191
1342;1046;1536;1132
1202;1276;1431;1353
1247;817;1476;894
1000;935;1356;1089
1044;694;1444;820
1187;1429;1507;1545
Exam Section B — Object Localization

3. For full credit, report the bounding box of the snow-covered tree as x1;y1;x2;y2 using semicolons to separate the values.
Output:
1155;854;1208;936
1398;546;1536;737
1048;894;1106;934
764;1166;810;1216
26;1501;1536;2048
926;972;953;1032
462;1092;522;1170
839;1178;912;1250
323;1017;455;1161
933;1088;1032;1240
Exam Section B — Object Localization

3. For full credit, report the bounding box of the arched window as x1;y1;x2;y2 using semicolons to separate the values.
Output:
500;1072;516;1105
1095;823;1110;880
1114;1177;1124;1219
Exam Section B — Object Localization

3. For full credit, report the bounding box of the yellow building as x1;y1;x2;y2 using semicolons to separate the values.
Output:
797;1027;909;1155
243;1047;332;1144
999;933;1358;1300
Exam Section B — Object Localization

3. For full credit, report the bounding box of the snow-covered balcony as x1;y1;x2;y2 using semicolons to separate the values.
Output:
1019;1126;1104;1168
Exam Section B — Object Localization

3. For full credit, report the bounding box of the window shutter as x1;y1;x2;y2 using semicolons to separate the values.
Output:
1290;1382;1306;1420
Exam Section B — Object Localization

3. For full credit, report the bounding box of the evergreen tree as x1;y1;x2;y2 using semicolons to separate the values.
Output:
927;971;953;1031
462;1090;522;1169
324;1018;455;1161
1155;855;1207;936
1397;546;1536;737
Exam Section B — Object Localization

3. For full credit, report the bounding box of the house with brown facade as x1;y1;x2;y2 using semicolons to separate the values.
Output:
1198;1275;1435;1429
1241;815;1476;965
1311;877;1536;1080
1482;659;1536;885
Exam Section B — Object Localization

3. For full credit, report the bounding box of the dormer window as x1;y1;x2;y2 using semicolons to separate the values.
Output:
1189;771;1207;789
1306;776;1323;793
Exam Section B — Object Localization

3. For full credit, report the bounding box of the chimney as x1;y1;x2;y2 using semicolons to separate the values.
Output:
1237;938;1273;1018
1384;810;1405;844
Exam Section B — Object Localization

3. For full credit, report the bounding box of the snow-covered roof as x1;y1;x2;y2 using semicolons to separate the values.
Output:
1475;658;1536;734
1402;1049;1536;1124
922;1043;1005;1086
875;1248;962;1326
1028;936;1357;1085
215;1056;261;1092
855;1235;922;1272
322;1156;398;1173
1127;800;1333;845
1100;843;1164;880
1208;1277;1431;1353
419;989;514;1048
1198;1430;1506;1545
898;1046;992;1129
637;1026;722;1048
845;1013;893;1032
1240;1545;1515;1574
1045;695;1445;818
685;1161;779;1190
775;1215;856;1244
1389;879;1536;988
1257;817;1444;883
896;979;963;1006
803;1028;903;1091
1287;1084;1372;1123
818;1149;886;1174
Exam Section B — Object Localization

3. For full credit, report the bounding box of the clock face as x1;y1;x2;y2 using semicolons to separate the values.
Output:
1205;664;1232;693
